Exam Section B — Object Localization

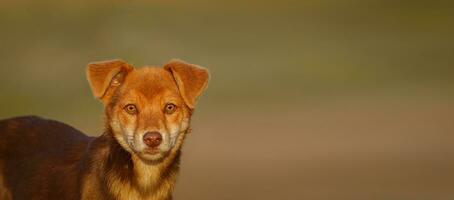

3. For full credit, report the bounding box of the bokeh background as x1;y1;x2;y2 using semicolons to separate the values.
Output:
1;0;453;199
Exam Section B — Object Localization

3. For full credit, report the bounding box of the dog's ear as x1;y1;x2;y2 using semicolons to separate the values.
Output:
86;59;133;102
164;59;209;109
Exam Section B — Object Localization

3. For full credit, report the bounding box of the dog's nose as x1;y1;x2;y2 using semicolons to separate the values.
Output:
143;132;162;148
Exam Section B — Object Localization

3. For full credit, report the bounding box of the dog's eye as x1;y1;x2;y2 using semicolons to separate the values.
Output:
124;104;138;115
164;103;177;114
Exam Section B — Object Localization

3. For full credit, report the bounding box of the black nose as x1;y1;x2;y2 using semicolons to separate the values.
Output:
143;132;162;148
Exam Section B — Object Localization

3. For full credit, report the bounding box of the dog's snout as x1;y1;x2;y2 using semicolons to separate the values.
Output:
143;132;162;148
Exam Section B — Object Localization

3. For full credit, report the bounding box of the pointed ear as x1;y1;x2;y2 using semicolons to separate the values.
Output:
164;59;210;109
86;59;133;101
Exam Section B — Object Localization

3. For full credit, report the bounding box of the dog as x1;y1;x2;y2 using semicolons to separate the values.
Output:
0;59;209;200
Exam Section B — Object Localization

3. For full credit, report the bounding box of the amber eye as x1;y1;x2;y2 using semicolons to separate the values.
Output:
124;104;138;115
164;103;177;114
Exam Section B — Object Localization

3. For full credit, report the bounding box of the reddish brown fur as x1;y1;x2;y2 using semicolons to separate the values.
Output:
0;59;209;200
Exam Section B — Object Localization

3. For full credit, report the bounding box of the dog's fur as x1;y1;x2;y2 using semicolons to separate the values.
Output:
0;59;209;200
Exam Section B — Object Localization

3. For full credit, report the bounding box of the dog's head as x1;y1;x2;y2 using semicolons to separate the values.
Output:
86;59;209;162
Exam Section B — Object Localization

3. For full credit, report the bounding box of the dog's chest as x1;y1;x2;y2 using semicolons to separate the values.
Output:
107;168;168;200
108;179;168;200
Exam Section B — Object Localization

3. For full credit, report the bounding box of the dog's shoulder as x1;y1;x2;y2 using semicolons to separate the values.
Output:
1;115;83;136
1;115;62;129
0;115;91;154
0;116;91;200
0;115;44;126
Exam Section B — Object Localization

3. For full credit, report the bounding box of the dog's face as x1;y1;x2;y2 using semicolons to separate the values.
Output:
86;59;209;162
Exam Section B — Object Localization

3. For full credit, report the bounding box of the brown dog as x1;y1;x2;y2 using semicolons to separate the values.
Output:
0;59;209;200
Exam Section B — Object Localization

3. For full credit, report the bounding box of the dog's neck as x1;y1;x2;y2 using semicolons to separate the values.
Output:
89;130;181;200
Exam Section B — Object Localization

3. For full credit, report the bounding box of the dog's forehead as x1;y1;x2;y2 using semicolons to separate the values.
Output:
123;67;179;98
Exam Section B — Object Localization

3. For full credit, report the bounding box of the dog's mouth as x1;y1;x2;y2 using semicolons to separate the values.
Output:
143;148;162;155
134;143;169;159
135;133;184;162
136;148;172;164
116;128;185;162
134;140;173;162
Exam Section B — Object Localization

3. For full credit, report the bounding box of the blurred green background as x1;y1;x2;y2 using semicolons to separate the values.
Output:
0;0;453;199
